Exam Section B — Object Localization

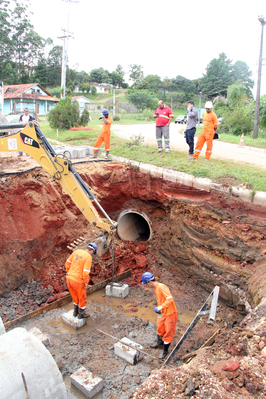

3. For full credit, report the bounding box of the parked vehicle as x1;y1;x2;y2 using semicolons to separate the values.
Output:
175;115;187;124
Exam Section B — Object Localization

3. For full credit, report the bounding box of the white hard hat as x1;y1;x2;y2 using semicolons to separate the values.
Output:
205;101;213;108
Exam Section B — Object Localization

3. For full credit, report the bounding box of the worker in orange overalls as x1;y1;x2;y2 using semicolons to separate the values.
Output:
65;242;97;319
93;109;112;159
192;101;218;161
142;272;178;359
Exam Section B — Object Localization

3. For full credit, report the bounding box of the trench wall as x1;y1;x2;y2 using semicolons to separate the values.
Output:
1;161;266;308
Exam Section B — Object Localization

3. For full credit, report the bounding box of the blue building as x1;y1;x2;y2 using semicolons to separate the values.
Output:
1;83;59;116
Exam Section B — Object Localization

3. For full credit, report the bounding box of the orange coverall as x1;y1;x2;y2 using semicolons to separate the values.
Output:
93;116;112;154
65;249;92;309
193;111;218;160
154;283;178;344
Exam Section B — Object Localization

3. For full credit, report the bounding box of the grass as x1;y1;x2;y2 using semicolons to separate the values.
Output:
37;118;266;193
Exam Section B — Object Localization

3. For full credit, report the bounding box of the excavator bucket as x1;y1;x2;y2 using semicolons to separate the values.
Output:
67;235;109;257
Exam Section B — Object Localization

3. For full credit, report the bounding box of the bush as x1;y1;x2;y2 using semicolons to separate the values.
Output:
79;108;90;126
113;115;120;121
218;106;253;136
48;97;80;130
125;133;144;147
91;86;97;95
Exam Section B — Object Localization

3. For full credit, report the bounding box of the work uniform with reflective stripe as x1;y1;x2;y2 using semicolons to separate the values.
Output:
93;116;112;153
153;106;173;150
154;283;178;344
193;111;218;160
65;249;92;309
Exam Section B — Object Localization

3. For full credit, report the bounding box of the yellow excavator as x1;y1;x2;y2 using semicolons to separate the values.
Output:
0;120;152;257
0;120;118;256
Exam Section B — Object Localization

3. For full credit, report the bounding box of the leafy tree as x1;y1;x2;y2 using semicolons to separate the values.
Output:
227;81;249;106
89;67;110;83
91;86;97;95
48;97;80;129
218;105;252;135
129;64;144;86
79;108;90;126
200;53;234;97
116;64;125;79
1;62;18;84
231;61;254;99
135;75;162;92
171;75;196;99
110;71;123;87
127;90;154;112
47;45;62;86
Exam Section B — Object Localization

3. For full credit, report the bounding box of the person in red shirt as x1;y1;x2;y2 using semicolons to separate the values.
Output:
193;101;218;161
65;242;97;319
142;272;178;359
153;100;173;153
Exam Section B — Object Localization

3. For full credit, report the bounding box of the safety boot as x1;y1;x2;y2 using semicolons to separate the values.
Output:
150;334;163;348
73;305;78;317
78;307;90;319
159;343;170;359
92;150;99;158
105;152;109;159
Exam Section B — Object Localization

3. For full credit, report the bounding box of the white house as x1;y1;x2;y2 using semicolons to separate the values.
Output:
71;96;94;113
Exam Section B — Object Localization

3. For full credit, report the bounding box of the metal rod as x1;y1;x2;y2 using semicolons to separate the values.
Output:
209;286;220;321
21;372;29;399
163;286;220;366
96;328;165;363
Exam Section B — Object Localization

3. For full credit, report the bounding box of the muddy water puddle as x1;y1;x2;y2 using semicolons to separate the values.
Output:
48;286;195;335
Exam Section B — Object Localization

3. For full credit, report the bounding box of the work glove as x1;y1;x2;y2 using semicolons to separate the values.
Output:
99;116;104;120
154;306;162;313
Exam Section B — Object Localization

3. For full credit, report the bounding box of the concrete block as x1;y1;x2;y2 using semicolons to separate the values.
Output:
114;337;144;365
174;172;194;187
105;283;129;298
231;187;251;203
139;163;151;174
193;177;212;192
253;191;266;206
29;327;51;346
62;310;86;330
163;169;176;182
210;182;230;194
0;317;6;336
70;366;103;398
150;165;163;178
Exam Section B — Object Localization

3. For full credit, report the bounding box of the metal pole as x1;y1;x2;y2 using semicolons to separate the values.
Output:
198;91;202;127
1;82;4;115
253;16;266;139
113;89;115;116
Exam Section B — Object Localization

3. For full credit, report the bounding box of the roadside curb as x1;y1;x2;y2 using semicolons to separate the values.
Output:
110;155;266;206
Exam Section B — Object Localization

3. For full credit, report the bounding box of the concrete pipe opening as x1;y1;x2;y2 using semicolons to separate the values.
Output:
117;209;152;242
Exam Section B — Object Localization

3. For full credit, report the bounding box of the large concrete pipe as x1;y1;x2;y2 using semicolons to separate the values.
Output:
117;209;152;241
0;327;67;399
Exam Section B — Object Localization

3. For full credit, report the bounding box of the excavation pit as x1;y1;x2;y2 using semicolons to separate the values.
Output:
1;156;266;398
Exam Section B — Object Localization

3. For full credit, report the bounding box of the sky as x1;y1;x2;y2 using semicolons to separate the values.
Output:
29;0;266;95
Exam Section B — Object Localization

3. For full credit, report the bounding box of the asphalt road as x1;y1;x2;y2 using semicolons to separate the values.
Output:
112;123;266;170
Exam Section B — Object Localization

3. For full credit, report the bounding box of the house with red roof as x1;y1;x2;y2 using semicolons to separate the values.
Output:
2;83;59;116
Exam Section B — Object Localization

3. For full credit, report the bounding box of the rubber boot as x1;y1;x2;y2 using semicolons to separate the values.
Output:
73;305;78;317
150;334;163;348
93;150;99;158
78;307;90;319
159;343;170;359
105;152;109;159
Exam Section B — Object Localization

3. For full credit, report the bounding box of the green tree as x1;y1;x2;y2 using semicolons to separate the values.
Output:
1;62;18;84
48;97;80;129
91;86;97;95
171;75;196;99
110;71;124;87
231;61;254;99
200;53;234;97
47;45;62;86
127;90;154;112
135;75;162;92
89;67;110;83
129;64;144;87
79;108;90;126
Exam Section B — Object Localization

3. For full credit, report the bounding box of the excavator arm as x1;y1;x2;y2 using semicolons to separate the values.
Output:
0;121;117;255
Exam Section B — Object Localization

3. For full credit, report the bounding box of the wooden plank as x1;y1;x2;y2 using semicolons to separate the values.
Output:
181;328;221;361
4;270;131;330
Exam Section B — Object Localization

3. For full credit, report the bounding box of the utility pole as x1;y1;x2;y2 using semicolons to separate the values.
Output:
59;0;78;99
253;15;266;139
113;89;115;116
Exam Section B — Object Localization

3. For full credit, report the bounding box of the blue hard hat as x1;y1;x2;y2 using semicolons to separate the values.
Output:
102;109;109;115
87;242;98;254
142;272;154;284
